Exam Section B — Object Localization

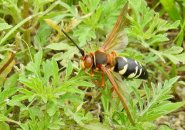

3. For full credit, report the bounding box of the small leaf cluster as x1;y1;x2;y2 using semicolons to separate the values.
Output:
0;0;185;130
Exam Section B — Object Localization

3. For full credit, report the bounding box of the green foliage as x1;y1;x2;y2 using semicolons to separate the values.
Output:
159;0;185;46
7;50;95;129
98;76;185;129
137;77;184;121
0;0;185;129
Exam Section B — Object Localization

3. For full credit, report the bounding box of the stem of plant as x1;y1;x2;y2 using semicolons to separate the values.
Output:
23;0;31;63
23;0;31;44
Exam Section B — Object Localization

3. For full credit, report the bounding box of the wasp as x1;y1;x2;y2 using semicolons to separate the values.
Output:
61;2;148;125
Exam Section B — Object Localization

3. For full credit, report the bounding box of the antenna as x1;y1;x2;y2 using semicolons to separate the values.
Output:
61;29;85;56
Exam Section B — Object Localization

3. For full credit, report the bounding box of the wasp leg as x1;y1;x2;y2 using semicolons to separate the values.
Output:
95;71;105;87
101;66;135;125
110;86;114;92
90;68;94;76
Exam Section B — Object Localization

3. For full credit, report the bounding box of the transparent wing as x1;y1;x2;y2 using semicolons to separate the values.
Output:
101;2;129;52
100;66;134;124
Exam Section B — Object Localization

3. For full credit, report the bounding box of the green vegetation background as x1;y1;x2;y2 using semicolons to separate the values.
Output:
0;0;185;130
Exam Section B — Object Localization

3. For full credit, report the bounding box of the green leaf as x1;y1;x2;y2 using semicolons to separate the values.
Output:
0;87;17;107
46;42;72;51
158;125;173;130
8;94;29;106
144;102;185;121
3;73;18;89
58;1;78;17
160;0;181;20
139;77;180;121
19;123;29;130
74;25;96;46
34;50;43;72
163;46;183;54
65;109;84;125
18;88;34;96
42;60;53;84
47;101;58;116
151;46;185;64
65;61;73;80
79;0;101;13
34;21;52;46
162;46;185;64
176;29;184;46
0;13;40;45
0;114;8;121
83;122;111;130
26;50;43;75
51;59;59;86
0;22;12;31
0;121;10;130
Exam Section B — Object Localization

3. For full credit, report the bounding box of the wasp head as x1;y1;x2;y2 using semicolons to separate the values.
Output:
81;55;93;69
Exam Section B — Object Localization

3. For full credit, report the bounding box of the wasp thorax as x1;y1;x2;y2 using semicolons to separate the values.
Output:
82;55;93;69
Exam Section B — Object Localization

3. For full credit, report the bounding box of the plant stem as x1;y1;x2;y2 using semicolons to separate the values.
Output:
22;0;31;63
23;0;30;46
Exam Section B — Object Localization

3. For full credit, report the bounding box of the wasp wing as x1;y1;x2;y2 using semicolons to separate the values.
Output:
101;2;129;52
100;66;134;124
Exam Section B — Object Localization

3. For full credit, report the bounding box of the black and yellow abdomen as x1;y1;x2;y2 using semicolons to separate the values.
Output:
114;57;148;79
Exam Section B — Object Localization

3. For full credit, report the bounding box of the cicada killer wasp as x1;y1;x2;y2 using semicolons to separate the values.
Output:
61;2;148;125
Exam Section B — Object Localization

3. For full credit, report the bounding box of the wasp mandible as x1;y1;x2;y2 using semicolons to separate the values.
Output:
62;2;148;125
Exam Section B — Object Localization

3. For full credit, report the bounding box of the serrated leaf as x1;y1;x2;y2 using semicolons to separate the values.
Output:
74;25;96;46
43;60;53;84
163;46;183;54
162;52;185;64
139;77;180;121
157;20;180;32
131;85;143;111
161;76;179;95
143;102;185;121
144;84;150;103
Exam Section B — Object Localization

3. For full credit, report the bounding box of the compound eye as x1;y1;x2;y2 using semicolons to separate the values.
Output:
84;56;93;68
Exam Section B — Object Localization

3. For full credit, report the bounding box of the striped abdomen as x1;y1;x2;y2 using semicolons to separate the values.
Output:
114;57;148;79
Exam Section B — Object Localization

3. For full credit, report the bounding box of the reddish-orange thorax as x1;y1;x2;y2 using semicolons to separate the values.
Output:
81;50;117;70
